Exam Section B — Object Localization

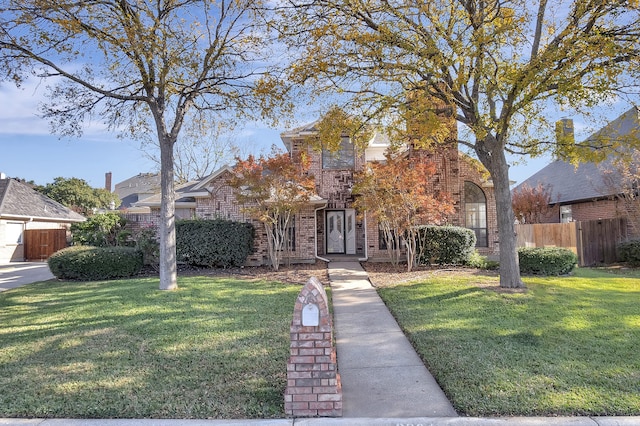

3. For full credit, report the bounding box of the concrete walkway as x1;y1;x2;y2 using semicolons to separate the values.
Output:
0;261;54;292
328;261;457;418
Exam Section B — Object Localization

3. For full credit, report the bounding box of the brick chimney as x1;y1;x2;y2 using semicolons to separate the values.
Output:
105;172;112;192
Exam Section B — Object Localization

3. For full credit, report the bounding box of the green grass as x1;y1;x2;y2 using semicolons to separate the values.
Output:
0;276;301;419
378;268;640;416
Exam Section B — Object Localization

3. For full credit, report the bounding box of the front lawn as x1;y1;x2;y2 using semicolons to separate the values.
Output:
377;267;640;416
0;276;301;419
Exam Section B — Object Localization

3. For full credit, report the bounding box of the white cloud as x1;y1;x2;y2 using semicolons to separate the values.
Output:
0;74;117;138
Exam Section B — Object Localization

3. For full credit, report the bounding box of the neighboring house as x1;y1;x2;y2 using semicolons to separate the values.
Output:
513;106;640;227
0;176;85;263
131;118;499;266
114;173;161;210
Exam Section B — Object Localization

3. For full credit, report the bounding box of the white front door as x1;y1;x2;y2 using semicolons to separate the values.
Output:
326;211;345;254
345;209;356;255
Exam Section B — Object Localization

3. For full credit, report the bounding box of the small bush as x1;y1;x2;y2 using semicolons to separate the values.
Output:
176;219;254;268
618;239;640;267
518;247;578;275
416;225;477;265
48;246;143;281
467;251;499;270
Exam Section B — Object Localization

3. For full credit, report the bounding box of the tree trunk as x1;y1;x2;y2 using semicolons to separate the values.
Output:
158;135;178;290
265;221;281;271
477;137;525;288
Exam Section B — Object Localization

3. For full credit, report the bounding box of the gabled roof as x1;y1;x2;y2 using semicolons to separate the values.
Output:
133;180;200;208
514;158;619;204
114;173;161;207
0;178;86;222
189;165;235;193
280;120;395;159
514;106;640;204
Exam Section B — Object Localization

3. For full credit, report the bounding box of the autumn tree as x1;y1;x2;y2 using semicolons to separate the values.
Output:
512;183;555;224
353;152;454;271
280;0;640;288
229;147;315;271
0;1;288;290
38;177;119;216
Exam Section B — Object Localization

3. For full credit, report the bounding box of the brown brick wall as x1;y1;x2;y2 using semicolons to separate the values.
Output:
571;198;620;222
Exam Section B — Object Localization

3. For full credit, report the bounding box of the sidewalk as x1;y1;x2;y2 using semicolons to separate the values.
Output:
328;261;457;418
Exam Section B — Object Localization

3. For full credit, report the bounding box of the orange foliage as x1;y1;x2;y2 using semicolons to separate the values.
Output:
353;152;454;270
511;183;555;224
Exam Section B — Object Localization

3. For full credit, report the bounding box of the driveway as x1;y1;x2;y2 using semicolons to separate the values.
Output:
0;262;55;292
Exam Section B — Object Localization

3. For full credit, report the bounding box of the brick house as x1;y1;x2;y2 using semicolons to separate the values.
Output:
134;120;498;266
513;106;639;231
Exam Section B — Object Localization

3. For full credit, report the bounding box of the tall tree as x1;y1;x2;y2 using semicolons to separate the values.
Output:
38;177;119;216
0;1;289;289
353;151;454;271
280;0;640;288
230;147;315;271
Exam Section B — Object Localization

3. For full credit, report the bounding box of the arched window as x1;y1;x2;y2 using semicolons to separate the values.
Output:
464;181;487;247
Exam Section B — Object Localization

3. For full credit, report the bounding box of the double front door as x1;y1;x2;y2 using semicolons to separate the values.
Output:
326;209;356;255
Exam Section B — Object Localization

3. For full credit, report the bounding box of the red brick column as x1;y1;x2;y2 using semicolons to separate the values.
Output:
285;277;342;417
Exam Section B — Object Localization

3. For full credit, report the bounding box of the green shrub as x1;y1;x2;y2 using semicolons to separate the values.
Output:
416;225;476;265
71;212;132;247
48;246;143;281
134;224;160;269
176;219;255;268
618;239;640;267
518;247;578;275
467;251;499;270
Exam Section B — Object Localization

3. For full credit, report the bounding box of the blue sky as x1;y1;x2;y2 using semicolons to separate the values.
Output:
0;75;633;189
0;78;280;188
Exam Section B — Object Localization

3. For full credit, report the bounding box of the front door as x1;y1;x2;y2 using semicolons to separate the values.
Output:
326;211;345;254
326;210;356;255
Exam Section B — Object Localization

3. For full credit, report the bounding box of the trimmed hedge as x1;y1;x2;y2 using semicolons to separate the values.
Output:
518;247;578;275
618;239;640;267
176;219;255;268
416;225;476;265
48;246;143;281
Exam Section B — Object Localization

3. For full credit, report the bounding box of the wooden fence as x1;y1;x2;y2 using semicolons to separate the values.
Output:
515;218;628;266
24;229;67;261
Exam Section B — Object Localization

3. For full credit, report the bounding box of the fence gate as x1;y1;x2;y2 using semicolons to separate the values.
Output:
24;229;67;261
578;218;627;266
515;218;628;266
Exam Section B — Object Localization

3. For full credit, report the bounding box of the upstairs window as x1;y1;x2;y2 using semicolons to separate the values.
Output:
322;137;355;169
464;181;488;247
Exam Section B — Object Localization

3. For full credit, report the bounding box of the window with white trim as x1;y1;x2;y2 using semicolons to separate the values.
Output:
464;182;488;247
322;137;355;169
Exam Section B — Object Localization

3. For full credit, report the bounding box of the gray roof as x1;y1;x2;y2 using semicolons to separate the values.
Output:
0;179;86;222
134;180;200;207
114;173;161;207
514;106;640;204
514;158;620;204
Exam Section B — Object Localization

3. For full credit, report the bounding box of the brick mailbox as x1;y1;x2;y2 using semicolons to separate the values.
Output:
285;276;342;417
